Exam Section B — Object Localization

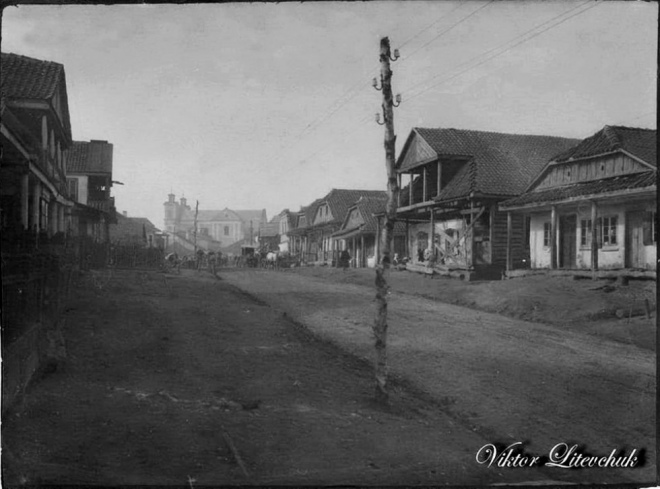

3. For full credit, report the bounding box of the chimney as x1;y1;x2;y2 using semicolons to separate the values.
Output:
122;211;128;217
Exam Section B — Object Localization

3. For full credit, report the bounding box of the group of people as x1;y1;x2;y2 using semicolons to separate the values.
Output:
164;249;224;276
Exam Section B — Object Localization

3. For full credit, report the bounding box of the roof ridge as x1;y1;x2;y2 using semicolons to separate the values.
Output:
602;125;623;149
414;126;579;140
1;51;64;67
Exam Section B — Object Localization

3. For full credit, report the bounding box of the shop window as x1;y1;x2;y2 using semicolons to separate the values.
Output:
600;216;617;246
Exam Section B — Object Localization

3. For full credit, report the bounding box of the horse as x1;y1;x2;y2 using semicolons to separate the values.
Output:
265;251;279;270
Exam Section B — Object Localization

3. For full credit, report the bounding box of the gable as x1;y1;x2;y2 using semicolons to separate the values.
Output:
313;202;334;225
344;207;364;229
534;152;650;191
397;130;437;172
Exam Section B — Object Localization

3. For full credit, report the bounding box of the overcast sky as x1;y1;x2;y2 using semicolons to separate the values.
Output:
2;1;657;228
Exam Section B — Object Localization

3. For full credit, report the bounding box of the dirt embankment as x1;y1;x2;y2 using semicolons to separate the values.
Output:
220;268;656;485
289;266;656;349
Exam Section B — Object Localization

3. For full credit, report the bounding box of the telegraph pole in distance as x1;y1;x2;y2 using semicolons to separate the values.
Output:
372;36;401;404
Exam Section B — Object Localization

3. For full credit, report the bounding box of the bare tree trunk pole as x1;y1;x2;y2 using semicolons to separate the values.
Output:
373;36;399;404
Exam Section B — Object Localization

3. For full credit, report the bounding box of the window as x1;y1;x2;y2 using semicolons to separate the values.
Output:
224;226;229;236
580;219;592;247
600;216;617;246
643;211;657;245
543;222;551;247
67;178;79;201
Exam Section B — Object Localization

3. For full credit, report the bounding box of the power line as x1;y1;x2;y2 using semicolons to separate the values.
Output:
396;2;466;51
401;1;600;104
398;1;495;65
271;2;493;166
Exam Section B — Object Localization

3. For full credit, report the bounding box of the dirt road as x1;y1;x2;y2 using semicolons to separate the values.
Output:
220;267;656;484
3;269;514;486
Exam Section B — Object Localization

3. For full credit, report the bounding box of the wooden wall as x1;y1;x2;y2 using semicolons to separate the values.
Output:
535;154;647;190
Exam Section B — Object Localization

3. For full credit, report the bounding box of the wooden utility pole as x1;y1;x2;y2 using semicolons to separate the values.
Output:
373;36;400;404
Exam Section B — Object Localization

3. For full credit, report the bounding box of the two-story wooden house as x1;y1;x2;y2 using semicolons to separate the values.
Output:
1;52;74;248
289;189;387;265
396;127;579;279
500;125;656;276
67;139;116;242
331;194;406;268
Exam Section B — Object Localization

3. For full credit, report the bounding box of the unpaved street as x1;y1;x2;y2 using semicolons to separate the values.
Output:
2;267;654;486
221;267;656;484
3;269;510;486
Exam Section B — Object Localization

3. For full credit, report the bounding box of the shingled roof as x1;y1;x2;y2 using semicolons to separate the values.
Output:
399;128;580;201
321;189;387;226
552;125;656;167
67;140;113;174
500;171;656;209
1;52;72;141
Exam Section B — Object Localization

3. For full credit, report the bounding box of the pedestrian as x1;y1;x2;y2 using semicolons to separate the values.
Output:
340;249;351;271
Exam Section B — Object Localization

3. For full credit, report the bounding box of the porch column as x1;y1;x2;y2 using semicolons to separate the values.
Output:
58;204;65;233
428;208;435;252
591;201;598;278
423;167;427;202
506;211;512;272
21;173;29;229
32;180;41;231
405;219;409;258
375;216;381;265
436;160;442;197
409;173;413;207
550;205;557;269
48;199;57;235
361;235;365;267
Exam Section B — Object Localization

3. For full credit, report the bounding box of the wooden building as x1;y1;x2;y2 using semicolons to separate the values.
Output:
396;127;579;279
500;125;656;277
331;195;406;268
67;139;117;242
1;52;74;247
288;189;387;265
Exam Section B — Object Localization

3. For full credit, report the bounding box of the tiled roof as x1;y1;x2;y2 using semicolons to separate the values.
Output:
67;140;113;174
500;171;656;208
553;126;656;166
260;216;281;237
110;214;159;241
401;128;580;200
1;52;73;142
334;195;406;237
323;189;387;226
1;52;64;100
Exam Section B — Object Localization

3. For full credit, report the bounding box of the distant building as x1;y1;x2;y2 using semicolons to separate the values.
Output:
110;211;163;248
66;139;116;242
162;194;267;252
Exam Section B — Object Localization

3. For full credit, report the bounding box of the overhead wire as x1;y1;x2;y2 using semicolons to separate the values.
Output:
400;1;600;105
397;0;495;65
271;1;495;167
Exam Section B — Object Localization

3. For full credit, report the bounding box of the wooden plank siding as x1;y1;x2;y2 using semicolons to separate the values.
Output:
491;208;525;269
399;132;437;172
535;154;647;190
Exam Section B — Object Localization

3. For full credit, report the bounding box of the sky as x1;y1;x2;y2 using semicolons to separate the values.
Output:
2;1;657;229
